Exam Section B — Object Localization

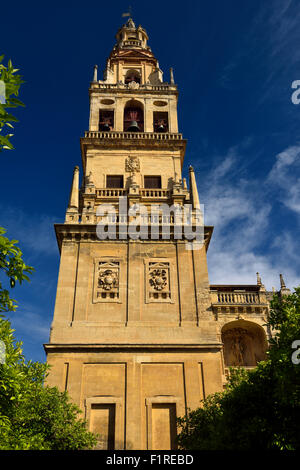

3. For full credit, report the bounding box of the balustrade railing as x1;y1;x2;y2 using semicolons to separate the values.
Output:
216;292;260;304
96;189;127;198
91;83;175;91
123;40;142;47
140;189;171;198
95;188;172;199
84;131;183;140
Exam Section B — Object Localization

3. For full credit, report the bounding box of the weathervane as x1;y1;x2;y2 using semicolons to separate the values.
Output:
122;5;133;18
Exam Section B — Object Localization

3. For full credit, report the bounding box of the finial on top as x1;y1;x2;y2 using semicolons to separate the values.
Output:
256;272;262;286
122;6;135;27
170;67;175;84
280;273;286;288
93;65;98;82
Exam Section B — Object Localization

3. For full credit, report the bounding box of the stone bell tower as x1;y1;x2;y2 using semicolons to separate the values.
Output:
45;17;223;450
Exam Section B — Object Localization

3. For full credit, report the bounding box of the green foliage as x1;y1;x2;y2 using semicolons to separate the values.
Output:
177;288;300;450
0;228;97;449
0;226;34;313
0;316;97;450
0;59;97;449
0;55;24;151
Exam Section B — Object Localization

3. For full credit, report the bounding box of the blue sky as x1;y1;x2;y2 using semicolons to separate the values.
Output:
1;0;300;362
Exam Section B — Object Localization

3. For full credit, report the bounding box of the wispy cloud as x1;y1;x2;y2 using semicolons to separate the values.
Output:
267;145;300;214
0;205;60;257
9;304;51;340
198;141;300;290
219;0;300;109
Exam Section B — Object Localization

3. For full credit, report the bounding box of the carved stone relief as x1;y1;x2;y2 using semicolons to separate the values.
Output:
146;261;171;302
93;260;120;302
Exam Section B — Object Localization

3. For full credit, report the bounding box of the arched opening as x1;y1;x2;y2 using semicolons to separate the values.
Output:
99;109;114;131
153;111;169;133
125;69;141;85
124;99;144;132
221;320;267;367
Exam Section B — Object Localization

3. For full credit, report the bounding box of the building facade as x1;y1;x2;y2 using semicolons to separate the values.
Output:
44;18;289;450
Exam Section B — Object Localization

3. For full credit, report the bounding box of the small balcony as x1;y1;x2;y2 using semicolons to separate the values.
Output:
94;187;171;200
210;285;269;317
215;291;260;305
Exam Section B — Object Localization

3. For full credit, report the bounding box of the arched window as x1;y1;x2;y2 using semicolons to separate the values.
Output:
153;112;169;133
124;100;144;132
99;110;114;131
125;69;141;85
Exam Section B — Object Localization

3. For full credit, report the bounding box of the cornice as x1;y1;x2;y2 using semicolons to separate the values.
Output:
54;224;214;254
44;342;223;353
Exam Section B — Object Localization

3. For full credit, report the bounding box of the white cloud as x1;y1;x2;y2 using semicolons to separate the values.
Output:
196;143;300;290
268;145;300;214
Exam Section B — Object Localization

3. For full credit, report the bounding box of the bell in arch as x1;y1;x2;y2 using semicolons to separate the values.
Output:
102;122;110;131
156;119;166;133
127;120;140;132
157;123;165;132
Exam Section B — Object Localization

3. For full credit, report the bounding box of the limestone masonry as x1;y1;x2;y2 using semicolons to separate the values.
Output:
44;18;290;450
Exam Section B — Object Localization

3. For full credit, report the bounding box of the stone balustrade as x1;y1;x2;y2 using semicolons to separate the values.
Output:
140;189;171;198
84;131;183;141
96;189;127;198
123;39;142;47
216;291;260;305
90;83;176;91
94;188;172;199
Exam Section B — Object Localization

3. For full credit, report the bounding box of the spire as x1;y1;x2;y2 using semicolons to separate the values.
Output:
256;272;266;291
189;166;200;209
170;67;175;84
115;16;150;51
93;65;98;82
279;273;291;296
256;272;262;286
279;273;286;289
125;17;136;29
68;166;79;209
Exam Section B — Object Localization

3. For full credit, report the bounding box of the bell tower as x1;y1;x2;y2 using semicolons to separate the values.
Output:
45;17;223;450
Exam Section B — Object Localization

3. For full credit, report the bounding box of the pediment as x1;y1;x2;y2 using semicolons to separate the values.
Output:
111;49;155;61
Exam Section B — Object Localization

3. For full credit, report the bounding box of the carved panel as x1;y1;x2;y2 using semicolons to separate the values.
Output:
125;155;140;174
93;259;121;302
145;259;173;303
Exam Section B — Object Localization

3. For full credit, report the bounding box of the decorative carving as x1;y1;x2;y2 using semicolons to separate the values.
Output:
149;268;168;291
146;261;171;302
128;80;139;89
98;269;119;291
230;335;244;365
85;171;93;185
222;327;255;367
94;260;120;302
125;156;140;173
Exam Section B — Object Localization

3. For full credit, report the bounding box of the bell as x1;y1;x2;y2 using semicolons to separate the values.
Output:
101;122;110;131
127;120;140;132
157;124;165;132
